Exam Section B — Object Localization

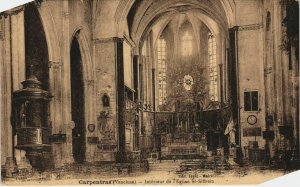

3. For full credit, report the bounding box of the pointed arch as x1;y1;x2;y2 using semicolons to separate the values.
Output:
70;29;94;81
36;2;61;63
70;28;95;139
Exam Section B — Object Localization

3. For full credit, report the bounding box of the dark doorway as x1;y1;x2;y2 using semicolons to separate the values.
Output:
70;36;86;163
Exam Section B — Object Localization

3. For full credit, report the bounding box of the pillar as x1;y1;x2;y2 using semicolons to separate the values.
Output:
133;54;140;150
61;0;73;164
10;9;32;170
115;37;126;162
93;37;124;162
1;13;20;177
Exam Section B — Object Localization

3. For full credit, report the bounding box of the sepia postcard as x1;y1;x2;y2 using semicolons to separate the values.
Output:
0;0;299;186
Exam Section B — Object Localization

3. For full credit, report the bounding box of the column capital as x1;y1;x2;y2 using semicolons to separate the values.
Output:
48;61;62;69
33;0;43;8
0;6;24;18
133;47;140;56
93;37;124;44
0;0;43;18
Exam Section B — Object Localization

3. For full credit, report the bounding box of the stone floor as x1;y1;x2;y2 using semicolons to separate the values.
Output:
1;158;289;185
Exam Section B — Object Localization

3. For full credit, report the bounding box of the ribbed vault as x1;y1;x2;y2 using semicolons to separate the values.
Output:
116;0;235;48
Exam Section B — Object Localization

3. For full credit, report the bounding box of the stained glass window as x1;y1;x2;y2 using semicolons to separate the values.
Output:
208;34;218;101
157;38;167;105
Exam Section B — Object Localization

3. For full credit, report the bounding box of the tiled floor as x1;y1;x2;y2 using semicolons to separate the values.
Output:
1;159;288;185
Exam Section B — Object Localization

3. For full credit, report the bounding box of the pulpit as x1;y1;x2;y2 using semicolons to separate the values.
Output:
12;74;52;170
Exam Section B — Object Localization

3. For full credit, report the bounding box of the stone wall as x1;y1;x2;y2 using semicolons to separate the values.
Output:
234;0;266;154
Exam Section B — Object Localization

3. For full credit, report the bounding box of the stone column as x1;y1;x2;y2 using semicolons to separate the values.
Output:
229;26;240;146
152;68;157;152
84;79;96;162
216;34;222;102
48;0;73;167
10;9;30;170
115;37;127;162
147;34;153;105
263;7;275;158
48;61;64;167
273;2;284;149
11;11;25;91
1;15;18;177
219;64;224;104
133;54;140;150
61;0;73;164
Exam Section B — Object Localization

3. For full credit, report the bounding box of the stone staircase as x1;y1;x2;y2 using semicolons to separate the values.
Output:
176;157;233;173
148;160;180;171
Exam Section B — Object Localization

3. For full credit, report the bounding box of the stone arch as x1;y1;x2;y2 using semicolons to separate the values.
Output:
36;2;61;63
116;0;235;26
139;12;222;56
115;0;135;36
116;0;234;43
219;0;235;27
24;3;49;90
70;28;95;131
152;13;177;52
117;0;233;104
70;28;94;81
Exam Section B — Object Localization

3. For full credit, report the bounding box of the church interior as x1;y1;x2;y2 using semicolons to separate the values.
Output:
0;0;299;180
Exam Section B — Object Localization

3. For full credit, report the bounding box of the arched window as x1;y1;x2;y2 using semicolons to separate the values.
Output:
208;34;218;101
182;32;193;56
157;38;167;105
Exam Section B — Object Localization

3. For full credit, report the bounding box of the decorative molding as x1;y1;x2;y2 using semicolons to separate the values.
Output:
0;6;24;18
123;34;135;47
48;61;62;69
0;0;43;18
237;23;263;31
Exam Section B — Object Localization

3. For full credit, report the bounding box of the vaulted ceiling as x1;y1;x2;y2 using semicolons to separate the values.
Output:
118;0;235;46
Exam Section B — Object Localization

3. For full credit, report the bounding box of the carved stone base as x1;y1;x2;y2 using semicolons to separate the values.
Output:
25;150;54;171
2;157;18;178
